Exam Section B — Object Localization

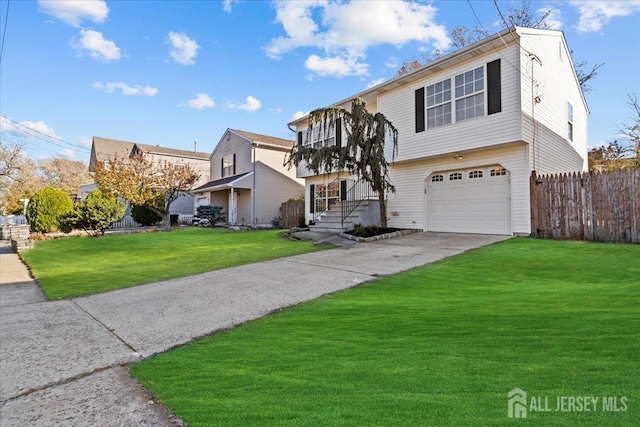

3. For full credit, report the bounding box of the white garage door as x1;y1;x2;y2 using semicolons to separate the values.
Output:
427;166;511;235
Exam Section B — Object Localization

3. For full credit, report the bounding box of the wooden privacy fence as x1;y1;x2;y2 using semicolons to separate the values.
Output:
531;169;640;243
280;199;305;229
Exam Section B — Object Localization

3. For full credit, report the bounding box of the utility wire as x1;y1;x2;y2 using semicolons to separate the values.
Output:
0;0;10;68
1;115;90;152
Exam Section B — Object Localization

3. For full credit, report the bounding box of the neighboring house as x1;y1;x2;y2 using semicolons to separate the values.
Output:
88;136;210;215
289;26;588;236
191;129;304;226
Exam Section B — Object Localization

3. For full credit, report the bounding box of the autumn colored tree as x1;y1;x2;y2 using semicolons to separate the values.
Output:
287;97;398;229
94;153;200;231
38;157;93;195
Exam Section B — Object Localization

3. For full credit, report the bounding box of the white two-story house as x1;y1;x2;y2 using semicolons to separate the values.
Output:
289;27;588;236
191;129;304;226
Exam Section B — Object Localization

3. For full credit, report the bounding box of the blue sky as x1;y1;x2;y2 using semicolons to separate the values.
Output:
1;0;639;163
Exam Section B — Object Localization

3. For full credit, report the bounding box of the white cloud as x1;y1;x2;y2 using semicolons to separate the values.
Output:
59;148;75;159
570;1;640;33
186;93;216;109
305;54;368;77
223;0;239;13
93;82;158;96
72;29;121;62
168;32;200;65
367;78;386;89
291;111;309;121
226;96;262;112
1;117;61;140
38;0;109;28
541;7;563;30
264;0;450;78
385;56;399;69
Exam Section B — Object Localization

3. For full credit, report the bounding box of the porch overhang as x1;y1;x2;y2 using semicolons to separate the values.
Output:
191;172;253;194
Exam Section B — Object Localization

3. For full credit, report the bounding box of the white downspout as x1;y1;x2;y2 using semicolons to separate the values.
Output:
252;145;256;226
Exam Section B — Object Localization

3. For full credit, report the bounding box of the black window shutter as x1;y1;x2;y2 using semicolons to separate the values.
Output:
232;153;236;175
297;131;303;149
335;118;342;149
221;158;225;177
309;185;315;213
487;59;502;115
415;87;425;133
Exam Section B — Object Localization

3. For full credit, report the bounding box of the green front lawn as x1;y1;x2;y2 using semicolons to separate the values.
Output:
21;228;329;299
131;239;639;426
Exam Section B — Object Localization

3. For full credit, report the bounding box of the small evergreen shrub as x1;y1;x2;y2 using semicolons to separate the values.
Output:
59;189;126;236
26;187;73;233
132;204;163;226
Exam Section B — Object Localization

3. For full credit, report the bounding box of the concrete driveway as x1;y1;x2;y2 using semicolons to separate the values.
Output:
0;232;510;425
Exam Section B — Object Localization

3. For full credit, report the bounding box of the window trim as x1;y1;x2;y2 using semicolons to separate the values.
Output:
454;66;485;123
426;78;452;129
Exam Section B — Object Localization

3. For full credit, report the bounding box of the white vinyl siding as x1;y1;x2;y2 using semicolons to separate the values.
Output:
518;29;588;173
386;143;530;235
379;45;521;163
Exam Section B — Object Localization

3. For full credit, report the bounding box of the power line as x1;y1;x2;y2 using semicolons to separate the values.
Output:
0;0;9;68
0;115;91;153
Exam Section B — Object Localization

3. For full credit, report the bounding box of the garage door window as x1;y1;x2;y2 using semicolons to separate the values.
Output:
469;170;483;179
490;167;507;176
449;172;463;181
431;174;444;182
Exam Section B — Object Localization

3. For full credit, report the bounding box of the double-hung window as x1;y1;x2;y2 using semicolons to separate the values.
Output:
426;79;452;129
308;123;335;150
222;154;235;177
455;66;484;122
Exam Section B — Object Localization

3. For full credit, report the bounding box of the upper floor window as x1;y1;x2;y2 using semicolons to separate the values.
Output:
415;60;501;134
567;102;574;141
426;79;452;129
222;154;235;177
455;66;484;122
307;123;335;150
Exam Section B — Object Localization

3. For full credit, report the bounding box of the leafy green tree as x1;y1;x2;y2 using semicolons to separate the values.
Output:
25;187;73;232
59;189;126;236
287;97;398;229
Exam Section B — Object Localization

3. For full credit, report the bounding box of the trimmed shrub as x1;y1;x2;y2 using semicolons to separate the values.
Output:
25;187;73;233
59;189;126;236
131;204;163;226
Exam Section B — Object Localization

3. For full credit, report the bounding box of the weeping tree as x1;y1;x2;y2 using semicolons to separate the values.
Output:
95;153;199;231
286;97;398;229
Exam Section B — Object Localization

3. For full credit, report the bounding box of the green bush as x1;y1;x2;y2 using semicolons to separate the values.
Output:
131;204;163;226
59;189;126;236
26;187;73;233
195;205;225;227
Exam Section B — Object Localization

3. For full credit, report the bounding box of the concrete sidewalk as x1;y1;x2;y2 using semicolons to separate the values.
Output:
0;233;510;425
